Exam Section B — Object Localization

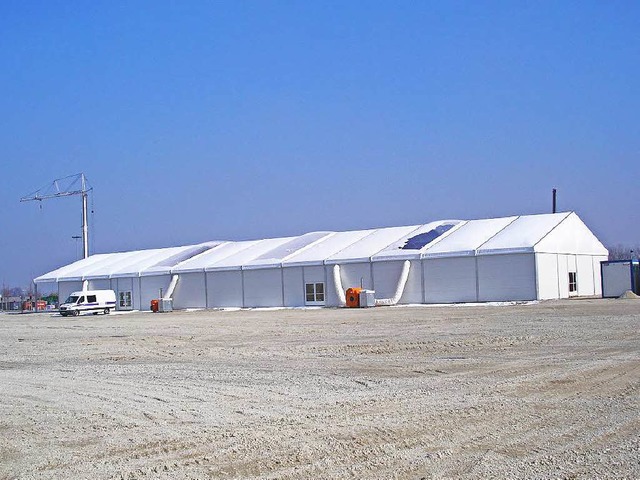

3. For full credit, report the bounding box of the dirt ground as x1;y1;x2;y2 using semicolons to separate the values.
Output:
0;299;638;479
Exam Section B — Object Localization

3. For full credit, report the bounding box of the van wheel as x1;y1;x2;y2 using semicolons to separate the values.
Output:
72;310;80;317
104;308;110;315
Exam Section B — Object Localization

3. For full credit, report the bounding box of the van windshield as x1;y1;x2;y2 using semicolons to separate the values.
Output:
65;295;79;304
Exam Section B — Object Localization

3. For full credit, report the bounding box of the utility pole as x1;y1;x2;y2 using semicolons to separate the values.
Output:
21;173;93;259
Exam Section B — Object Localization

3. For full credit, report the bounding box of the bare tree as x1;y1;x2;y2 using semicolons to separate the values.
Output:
607;244;640;261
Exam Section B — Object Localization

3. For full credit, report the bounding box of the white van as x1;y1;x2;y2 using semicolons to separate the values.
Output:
59;290;117;316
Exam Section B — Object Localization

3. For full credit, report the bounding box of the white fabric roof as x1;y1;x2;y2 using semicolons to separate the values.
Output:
204;237;296;272
34;243;219;282
86;248;180;280
422;217;517;258
371;220;463;261
172;241;260;274
35;253;113;283
137;243;222;276
324;225;422;265
282;230;374;267
60;250;147;281
243;232;333;270
477;212;571;255
34;211;606;283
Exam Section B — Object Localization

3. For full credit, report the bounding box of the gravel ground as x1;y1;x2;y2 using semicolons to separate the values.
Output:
0;299;638;479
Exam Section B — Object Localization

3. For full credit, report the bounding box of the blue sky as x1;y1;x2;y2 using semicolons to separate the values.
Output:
1;1;638;288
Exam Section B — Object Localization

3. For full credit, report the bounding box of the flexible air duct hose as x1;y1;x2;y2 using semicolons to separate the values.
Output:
333;264;346;306
163;274;179;300
375;260;411;306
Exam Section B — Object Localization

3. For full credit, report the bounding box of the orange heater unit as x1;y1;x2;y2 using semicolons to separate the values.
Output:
346;287;362;308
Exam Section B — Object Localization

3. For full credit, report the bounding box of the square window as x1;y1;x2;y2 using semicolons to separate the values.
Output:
305;282;325;304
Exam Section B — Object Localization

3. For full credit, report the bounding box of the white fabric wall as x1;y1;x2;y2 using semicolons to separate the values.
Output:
557;254;570;298
593;256;607;296
59;281;83;303
535;212;608;256
424;257;477;303
88;279;110;290
535;253;560;300
115;277;134;296
304;266;325;285
283;266;304;307
140;275;171;311
132;277;141;310
576;255;596;296
536;252;601;300
602;262;632;297
283;266;327;307
207;271;243;307
478;253;537;302
173;272;206;309
340;263;373;291
243;269;283;307
372;260;422;304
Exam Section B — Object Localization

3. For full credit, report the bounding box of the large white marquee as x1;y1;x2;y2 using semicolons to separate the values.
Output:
35;212;608;310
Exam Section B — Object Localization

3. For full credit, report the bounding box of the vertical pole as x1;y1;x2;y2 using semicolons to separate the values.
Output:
82;192;89;259
552;188;557;214
34;282;38;312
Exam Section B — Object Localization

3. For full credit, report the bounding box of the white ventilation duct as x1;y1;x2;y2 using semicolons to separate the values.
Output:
375;260;411;306
333;264;346;306
163;274;179;300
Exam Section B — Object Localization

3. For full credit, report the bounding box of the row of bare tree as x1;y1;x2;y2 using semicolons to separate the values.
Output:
607;245;640;261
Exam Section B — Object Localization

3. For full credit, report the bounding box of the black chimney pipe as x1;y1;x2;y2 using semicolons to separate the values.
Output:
552;188;557;214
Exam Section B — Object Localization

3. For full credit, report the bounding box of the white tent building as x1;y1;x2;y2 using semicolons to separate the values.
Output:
35;212;608;310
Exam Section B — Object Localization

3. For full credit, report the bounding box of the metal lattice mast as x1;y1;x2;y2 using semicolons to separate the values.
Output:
20;173;93;259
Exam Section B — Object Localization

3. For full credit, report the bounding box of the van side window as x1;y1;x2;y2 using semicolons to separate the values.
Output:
87;295;97;303
77;296;85;304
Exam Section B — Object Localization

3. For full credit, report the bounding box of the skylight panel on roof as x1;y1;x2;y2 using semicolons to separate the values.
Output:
401;224;456;250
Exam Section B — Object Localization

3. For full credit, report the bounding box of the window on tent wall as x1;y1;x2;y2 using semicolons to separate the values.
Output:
305;283;325;305
568;272;577;294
